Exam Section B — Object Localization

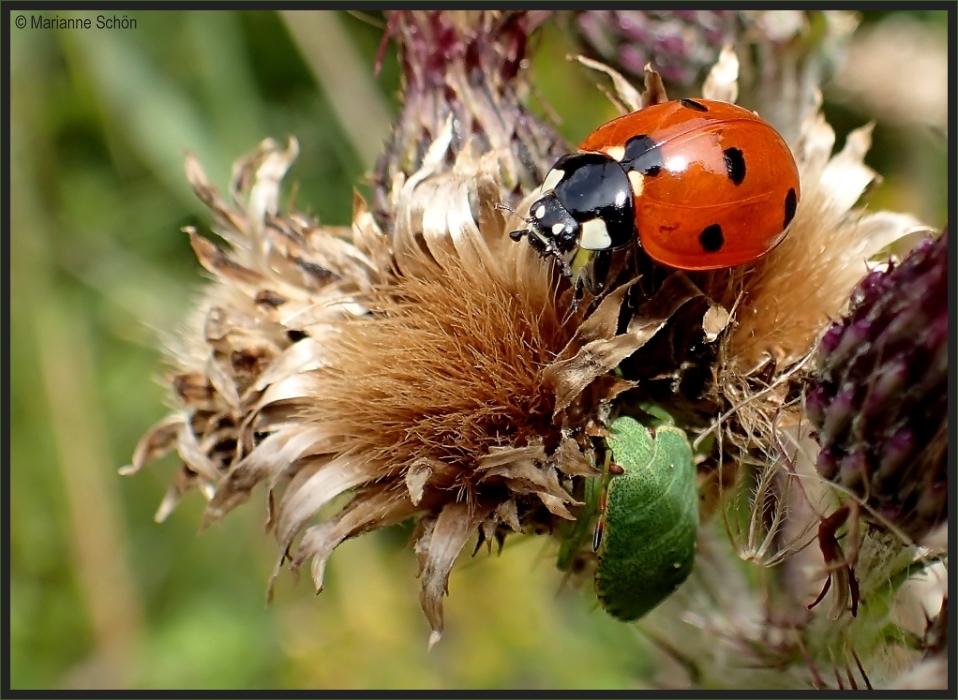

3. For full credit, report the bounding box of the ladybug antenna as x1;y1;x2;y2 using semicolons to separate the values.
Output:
496;203;533;241
496;202;534;226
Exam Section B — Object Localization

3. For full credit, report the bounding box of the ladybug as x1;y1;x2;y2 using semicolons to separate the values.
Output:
509;98;801;295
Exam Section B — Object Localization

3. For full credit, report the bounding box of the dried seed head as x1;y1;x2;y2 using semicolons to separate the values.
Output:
126;15;675;640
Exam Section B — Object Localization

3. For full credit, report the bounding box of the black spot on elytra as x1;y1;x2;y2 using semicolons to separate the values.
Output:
723;147;746;185
680;98;708;112
700;224;724;252
783;188;798;228
623;135;664;176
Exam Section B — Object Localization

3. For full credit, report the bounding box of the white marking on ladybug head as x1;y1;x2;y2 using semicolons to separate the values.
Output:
580;218;612;251
540;168;564;194
551;223;566;236
603;145;626;162
534;204;546;219
627;170;644;198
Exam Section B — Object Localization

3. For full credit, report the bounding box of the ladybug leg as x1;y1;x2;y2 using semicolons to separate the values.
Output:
520;231;574;279
585;249;612;296
569;277;585;315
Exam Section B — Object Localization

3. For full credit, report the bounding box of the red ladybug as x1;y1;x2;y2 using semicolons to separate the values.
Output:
509;98;801;294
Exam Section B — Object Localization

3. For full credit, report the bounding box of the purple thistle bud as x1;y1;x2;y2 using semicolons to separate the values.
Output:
819;383;857;446
850;268;887;308
837;447;868;491
817;324;846;360
804;384;829;427
822;319;874;374
862;359;909;420
817;445;840;481
372;11;565;228
876;427;916;485
804;232;948;541
572;10;739;88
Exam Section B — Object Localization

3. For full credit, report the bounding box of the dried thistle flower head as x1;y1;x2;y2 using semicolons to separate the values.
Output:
125;10;945;686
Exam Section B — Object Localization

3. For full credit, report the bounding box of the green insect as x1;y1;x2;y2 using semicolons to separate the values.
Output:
558;408;699;623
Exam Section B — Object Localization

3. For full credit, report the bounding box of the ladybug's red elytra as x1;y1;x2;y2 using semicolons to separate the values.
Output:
509;98;801;294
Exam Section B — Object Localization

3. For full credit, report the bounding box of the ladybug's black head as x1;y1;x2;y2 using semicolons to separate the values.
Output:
508;190;580;257
509;153;636;290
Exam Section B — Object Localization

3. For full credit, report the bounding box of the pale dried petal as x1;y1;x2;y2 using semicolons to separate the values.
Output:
202;425;337;528
290;488;421;595
795;96;835;167
477;515;498;553
248;137;299;233
189;230;268;289
274;455;381;549
203;354;241;413
120;414;185;475
479;456;577;512
536;493;576;520
405;459;440;506
703;303;731;342
841;210;932;264
154;466;215;524
495;500;521;533
418;501;493;649
640;66;669;107
175;423;221;483
250;339;327;393
572;54;644;112
476;444;547;470
701;45;739;103
817;123;876;216
185;153;248;241
552;435;600;478
250;372;325;413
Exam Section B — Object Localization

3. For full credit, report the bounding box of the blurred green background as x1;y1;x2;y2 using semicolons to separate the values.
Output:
8;9;948;691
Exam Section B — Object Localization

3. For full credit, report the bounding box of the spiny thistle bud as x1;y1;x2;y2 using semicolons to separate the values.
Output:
372;10;564;228
574;10;737;88
806;232;948;541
